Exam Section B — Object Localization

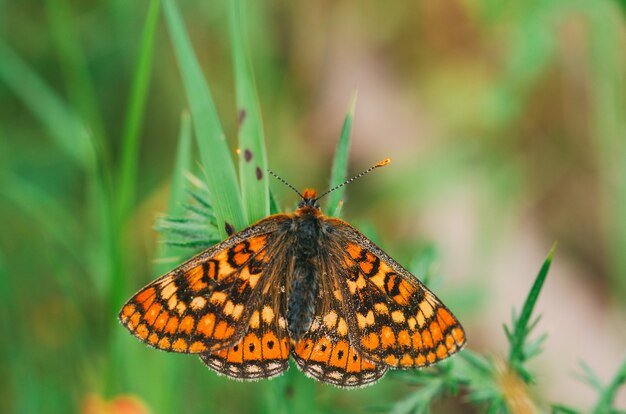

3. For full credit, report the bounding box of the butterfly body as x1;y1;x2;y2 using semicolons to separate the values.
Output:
119;187;466;387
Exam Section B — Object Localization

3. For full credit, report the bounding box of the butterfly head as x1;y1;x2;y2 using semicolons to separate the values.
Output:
298;188;320;210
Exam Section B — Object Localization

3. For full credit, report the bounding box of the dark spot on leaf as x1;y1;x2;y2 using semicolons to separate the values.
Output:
255;167;263;180
225;222;235;236
267;340;274;349
244;149;252;162
238;109;247;126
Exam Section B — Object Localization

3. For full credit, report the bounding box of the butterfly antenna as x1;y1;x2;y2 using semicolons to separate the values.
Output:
267;168;304;199
316;158;391;201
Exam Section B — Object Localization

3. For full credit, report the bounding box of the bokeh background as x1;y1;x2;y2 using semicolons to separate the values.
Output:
1;0;625;413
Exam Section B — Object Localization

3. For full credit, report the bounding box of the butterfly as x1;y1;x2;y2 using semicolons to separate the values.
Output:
118;159;466;387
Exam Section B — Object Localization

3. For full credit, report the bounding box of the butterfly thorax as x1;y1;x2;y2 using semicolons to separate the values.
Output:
286;191;325;341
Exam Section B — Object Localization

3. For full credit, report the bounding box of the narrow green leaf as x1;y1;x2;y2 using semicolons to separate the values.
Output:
162;0;245;239
230;0;269;225
509;242;557;365
326;91;357;217
593;356;626;414
0;39;95;168
117;0;161;221
156;110;193;274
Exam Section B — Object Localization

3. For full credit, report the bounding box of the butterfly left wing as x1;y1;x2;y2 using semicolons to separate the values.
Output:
325;218;466;369
118;215;290;354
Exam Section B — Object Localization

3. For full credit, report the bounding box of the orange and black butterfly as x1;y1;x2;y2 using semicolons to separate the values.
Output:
119;159;466;387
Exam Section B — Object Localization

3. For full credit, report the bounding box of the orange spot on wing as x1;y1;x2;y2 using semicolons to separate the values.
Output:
361;332;380;351
227;343;244;363
247;235;267;252
164;316;179;334
178;315;195;334
412;331;423;350
384;354;398;366
346;348;362;372
437;308;456;329
329;341;350;368
212;321;234;340
261;332;280;359
436;344;448;359
452;327;465;345
172;338;188;352
346;243;362;260
148;333;158;345
397;330;411;347
310;337;332;362
400;353;414;367
430;321;443;344
196;314;216;337
415;354;426;366
189;341;207;353
185;266;208;292
144;303;161;325
128;312;141;330
243;333;262;361
135;287;155;309
422;330;433;348
359;261;373;274
121;304;135;320
153;311;169;331
136;324;149;340
158;337;171;350
427;351;436;364
380;326;396;348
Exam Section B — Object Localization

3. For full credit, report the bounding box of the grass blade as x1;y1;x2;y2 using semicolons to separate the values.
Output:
157;110;193;272
117;0;161;221
162;0;245;239
326;91;357;217
230;0;269;225
509;242;557;367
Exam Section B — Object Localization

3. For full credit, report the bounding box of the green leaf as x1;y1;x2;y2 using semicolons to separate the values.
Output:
117;0;161;221
593;356;626;414
508;242;557;373
230;0;269;225
162;0;245;239
326;91;357;217
156;111;194;273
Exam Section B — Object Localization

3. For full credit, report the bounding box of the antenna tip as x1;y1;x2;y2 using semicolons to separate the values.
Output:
375;158;391;168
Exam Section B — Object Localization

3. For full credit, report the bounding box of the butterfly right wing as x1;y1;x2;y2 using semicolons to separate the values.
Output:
118;214;291;354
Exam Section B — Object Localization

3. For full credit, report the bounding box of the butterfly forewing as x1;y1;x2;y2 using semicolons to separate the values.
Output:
325;218;466;368
118;215;290;354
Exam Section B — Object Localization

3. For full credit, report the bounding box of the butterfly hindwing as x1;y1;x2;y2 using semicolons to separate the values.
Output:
199;285;291;380
325;218;466;369
291;269;387;387
118;215;291;354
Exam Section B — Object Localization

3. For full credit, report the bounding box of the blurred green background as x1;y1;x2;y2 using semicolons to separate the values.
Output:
1;0;625;413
